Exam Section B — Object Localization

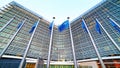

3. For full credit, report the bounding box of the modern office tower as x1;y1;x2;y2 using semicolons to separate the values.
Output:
71;0;120;68
0;1;50;68
0;0;120;68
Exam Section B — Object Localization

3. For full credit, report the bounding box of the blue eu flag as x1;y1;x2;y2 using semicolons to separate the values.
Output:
49;21;54;35
95;19;101;34
109;18;120;33
29;22;37;33
58;20;69;32
17;22;22;29
81;20;88;33
49;21;54;30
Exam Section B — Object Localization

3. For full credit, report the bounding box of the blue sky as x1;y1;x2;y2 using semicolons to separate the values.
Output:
0;0;102;25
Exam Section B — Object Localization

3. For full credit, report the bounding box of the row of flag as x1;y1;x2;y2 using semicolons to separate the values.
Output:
49;19;70;32
17;21;38;33
81;18;120;34
17;17;120;34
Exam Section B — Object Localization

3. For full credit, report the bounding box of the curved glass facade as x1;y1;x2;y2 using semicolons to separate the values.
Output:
0;0;120;68
71;0;120;60
52;29;72;61
0;2;50;59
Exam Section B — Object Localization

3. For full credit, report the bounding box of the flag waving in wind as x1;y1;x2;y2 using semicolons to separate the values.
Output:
58;20;69;32
29;22;37;33
17;22;22;29
49;17;55;34
49;21;54;30
108;18;120;33
81;19;88;33
49;21;54;35
95;19;101;34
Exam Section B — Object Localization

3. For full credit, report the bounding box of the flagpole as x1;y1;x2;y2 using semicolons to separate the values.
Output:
19;19;40;68
82;19;106;68
96;18;120;51
0;16;15;32
108;17;120;28
0;19;26;58
46;17;55;68
35;54;44;68
35;57;39;68
68;17;78;68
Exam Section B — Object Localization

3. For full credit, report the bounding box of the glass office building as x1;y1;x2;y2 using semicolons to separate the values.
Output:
71;0;120;68
0;0;120;68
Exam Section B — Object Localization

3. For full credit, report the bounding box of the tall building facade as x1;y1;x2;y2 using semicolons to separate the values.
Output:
72;0;120;60
0;0;120;68
71;0;120;67
0;1;51;59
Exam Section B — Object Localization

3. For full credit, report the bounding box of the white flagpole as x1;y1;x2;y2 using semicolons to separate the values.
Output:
82;19;106;68
68;17;78;68
108;17;120;28
0;19;26;57
19;19;40;68
46;17;55;68
96;18;120;51
0;16;15;32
